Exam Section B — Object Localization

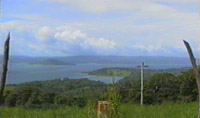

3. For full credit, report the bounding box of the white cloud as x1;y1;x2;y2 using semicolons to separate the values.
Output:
55;29;87;42
156;0;198;4
83;38;118;49
36;26;118;50
133;44;162;52
42;0;199;13
37;26;88;42
44;0;138;13
1;21;39;32
36;26;55;41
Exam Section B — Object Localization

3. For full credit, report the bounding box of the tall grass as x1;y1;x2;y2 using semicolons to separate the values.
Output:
117;103;198;118
0;103;198;118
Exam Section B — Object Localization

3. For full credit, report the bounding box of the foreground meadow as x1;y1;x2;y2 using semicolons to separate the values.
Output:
0;103;198;118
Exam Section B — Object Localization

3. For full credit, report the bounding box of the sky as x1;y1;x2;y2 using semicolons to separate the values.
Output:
0;0;200;57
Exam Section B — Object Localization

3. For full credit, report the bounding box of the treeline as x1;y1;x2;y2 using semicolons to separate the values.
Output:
88;67;189;77
119;69;197;104
2;69;198;108
3;78;107;108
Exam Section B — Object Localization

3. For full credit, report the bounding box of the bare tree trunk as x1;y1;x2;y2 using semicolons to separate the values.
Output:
183;40;200;118
0;33;10;104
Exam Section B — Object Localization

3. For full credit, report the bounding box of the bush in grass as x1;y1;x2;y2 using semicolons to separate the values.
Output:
54;95;69;105
146;73;180;104
39;93;56;104
177;70;198;102
72;97;87;108
5;93;17;107
107;83;121;116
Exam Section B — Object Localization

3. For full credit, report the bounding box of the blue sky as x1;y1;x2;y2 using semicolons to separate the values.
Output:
0;0;199;57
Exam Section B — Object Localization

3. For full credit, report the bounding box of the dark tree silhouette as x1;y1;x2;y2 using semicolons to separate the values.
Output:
0;33;10;104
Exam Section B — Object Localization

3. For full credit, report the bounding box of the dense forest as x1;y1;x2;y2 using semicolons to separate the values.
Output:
2;69;197;109
88;67;189;77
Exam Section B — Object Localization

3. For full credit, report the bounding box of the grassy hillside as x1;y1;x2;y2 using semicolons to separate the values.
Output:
0;103;197;118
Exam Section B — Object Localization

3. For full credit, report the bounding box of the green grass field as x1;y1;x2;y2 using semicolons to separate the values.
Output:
0;103;198;118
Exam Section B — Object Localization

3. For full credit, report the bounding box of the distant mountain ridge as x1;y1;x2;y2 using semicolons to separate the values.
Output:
0;55;191;66
30;59;75;65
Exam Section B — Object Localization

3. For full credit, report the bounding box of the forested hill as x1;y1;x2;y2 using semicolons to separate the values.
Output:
4;69;198;108
5;78;107;108
88;67;190;78
11;78;106;96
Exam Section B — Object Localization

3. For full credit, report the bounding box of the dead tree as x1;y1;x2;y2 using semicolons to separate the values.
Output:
183;40;200;118
0;33;10;104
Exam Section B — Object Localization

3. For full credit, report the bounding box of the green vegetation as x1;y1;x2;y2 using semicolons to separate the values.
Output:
119;70;197;104
0;103;198;118
88;68;137;77
88;67;189;77
0;69;198;118
2;69;197;108
4;78;106;108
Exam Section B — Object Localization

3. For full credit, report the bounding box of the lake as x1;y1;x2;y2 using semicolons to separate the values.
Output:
2;62;191;84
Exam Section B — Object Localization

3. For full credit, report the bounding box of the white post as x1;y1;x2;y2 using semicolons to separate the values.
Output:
137;62;148;106
140;62;144;106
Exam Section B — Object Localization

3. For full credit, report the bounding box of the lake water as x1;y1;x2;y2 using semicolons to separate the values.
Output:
2;62;191;84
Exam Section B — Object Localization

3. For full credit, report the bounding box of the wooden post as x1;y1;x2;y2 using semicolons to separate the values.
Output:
0;33;10;104
97;101;111;118
183;40;200;118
